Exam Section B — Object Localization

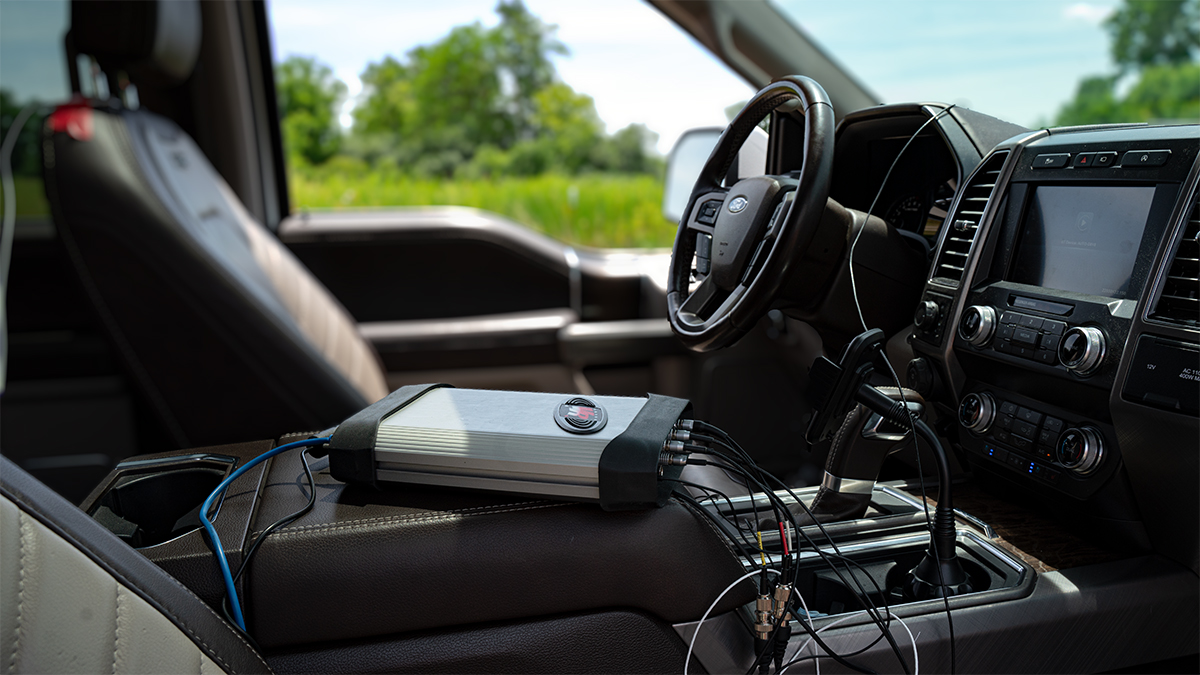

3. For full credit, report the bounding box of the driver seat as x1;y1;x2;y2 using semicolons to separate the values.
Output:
44;0;388;448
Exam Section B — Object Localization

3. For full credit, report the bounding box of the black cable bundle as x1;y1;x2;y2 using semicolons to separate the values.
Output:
668;420;915;675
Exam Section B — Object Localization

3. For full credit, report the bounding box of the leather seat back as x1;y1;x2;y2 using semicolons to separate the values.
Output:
44;0;388;447
45;105;388;447
0;456;271;674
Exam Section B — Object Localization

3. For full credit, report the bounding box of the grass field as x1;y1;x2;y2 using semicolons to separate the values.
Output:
0;176;51;217
290;167;677;249
2;171;679;250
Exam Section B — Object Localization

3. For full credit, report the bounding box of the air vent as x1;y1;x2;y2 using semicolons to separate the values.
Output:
1150;197;1200;327
932;151;1009;287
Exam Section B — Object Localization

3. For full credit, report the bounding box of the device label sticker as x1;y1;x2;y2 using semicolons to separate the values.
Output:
555;397;608;433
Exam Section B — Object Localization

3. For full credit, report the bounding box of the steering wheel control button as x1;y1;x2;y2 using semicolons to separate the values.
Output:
1059;326;1106;375
1121;149;1170;167
959;305;996;346
695;233;712;275
1093;151;1118;167
554;397;608;434
1072;152;1096;168
1033;153;1070;169
959;393;996;434
696;200;722;226
1056;427;1104;475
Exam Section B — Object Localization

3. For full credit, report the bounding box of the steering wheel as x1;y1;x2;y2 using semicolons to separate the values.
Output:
667;76;835;351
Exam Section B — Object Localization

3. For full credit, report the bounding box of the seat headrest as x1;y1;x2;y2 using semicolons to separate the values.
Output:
71;0;201;85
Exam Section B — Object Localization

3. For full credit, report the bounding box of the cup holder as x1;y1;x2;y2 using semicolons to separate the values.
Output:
88;455;236;548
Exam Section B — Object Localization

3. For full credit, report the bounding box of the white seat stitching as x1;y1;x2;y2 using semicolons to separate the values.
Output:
8;513;28;675
112;584;122;675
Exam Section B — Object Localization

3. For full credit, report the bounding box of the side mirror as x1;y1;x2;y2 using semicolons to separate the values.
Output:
662;126;769;224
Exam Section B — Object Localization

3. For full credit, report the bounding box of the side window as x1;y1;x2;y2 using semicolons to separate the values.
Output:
266;0;751;249
0;0;71;229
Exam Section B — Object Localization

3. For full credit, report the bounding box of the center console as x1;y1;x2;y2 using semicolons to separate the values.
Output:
910;123;1200;562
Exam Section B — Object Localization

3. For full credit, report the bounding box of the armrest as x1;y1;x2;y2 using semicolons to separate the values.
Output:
360;309;577;370
82;440;754;651
247;449;753;649
558;318;686;366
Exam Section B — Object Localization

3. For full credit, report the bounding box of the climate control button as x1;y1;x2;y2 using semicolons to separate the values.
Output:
959;392;996;434
1056;426;1104;475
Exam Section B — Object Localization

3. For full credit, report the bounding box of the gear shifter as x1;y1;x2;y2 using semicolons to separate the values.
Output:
802;387;925;524
804;329;972;600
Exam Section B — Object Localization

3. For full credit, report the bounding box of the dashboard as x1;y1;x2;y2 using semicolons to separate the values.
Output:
907;123;1200;572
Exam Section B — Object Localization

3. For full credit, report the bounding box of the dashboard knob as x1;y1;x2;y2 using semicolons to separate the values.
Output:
1058;326;1106;375
906;357;935;397
958;392;995;434
914;300;940;329
958;306;996;346
1056;426;1104;475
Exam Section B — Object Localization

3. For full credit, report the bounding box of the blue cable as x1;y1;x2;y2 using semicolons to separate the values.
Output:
199;436;332;631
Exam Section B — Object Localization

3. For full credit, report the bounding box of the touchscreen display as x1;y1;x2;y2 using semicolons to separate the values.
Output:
1010;185;1155;298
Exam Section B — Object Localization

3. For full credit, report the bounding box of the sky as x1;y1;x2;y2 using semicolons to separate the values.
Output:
0;0;1121;156
267;0;1123;155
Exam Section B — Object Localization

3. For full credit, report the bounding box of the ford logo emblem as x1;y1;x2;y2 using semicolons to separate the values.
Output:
728;197;749;213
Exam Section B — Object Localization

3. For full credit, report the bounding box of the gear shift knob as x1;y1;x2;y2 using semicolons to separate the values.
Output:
798;387;924;524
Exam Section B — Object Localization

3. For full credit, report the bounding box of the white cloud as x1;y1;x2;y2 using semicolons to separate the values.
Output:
1062;3;1114;24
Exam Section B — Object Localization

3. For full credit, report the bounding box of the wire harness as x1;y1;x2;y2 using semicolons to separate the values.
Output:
199;436;331;632
664;420;918;675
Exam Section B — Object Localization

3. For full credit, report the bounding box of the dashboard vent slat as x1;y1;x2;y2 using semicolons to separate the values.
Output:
1150;198;1200;327
931;151;1009;287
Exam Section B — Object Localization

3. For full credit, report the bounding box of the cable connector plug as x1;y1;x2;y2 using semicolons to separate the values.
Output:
771;583;792;622
754;592;774;638
658;451;690;467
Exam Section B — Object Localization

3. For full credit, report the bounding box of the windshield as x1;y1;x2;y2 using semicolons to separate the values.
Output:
265;0;1197;250
775;0;1199;127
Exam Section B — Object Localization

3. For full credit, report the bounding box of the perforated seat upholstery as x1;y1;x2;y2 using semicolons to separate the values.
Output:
0;456;271;674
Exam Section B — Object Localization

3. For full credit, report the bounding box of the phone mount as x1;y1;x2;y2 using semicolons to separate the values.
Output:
806;329;972;599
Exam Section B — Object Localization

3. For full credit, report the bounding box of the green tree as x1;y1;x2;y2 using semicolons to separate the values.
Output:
494;0;568;139
1106;0;1199;72
276;56;346;165
1055;0;1200;126
1054;75;1122;126
349;0;659;178
353;56;411;137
